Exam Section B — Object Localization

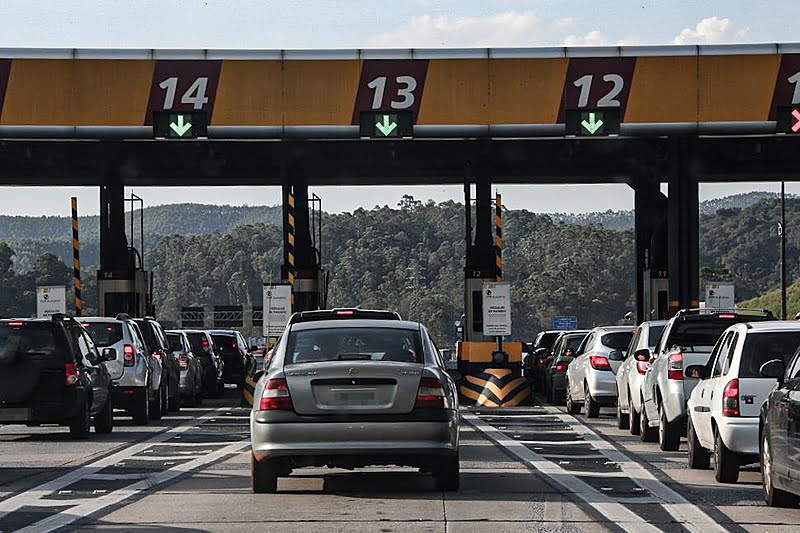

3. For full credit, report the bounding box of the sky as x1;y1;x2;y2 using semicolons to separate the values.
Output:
0;0;796;216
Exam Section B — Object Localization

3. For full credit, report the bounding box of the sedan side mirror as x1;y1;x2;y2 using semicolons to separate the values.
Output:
759;359;786;385
101;347;117;362
634;348;650;362
684;364;708;380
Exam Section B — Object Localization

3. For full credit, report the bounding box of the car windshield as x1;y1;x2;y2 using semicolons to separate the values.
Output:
136;322;159;351
0;323;59;360
601;332;634;351
740;332;800;378
81;322;122;348
286;327;423;365
211;335;238;355
186;333;211;356
648;325;666;349
565;335;586;352
537;332;560;351
165;333;184;352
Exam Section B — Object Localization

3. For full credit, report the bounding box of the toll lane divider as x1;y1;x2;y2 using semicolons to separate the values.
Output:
243;376;257;407
460;368;530;407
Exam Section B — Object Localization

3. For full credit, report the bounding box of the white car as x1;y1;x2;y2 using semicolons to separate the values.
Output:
566;326;635;418
686;321;800;483
615;320;666;433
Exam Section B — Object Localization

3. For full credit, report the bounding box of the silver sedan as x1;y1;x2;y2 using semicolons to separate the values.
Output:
250;317;460;493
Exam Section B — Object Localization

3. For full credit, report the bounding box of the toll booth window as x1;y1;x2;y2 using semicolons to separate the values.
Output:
105;293;138;318
472;291;483;332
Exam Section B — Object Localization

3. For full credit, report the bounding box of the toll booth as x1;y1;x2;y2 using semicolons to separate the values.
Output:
456;178;528;407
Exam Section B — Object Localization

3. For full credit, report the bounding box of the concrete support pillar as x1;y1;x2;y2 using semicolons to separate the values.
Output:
633;177;668;323
667;137;700;313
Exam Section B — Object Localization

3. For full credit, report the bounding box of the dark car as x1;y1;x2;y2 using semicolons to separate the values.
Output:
209;330;255;390
134;317;181;412
543;331;589;404
0;315;115;438
525;330;562;392
184;330;225;398
759;346;800;507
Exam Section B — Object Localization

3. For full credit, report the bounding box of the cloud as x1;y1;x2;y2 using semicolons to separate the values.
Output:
672;16;749;44
564;30;610;47
367;10;579;48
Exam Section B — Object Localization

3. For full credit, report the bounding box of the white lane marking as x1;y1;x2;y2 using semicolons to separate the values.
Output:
0;407;234;518
17;440;249;533
463;412;662;533
548;409;727;533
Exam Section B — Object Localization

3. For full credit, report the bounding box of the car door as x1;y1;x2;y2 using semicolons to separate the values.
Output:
618;327;642;408
778;354;800;481
570;332;594;401
694;331;733;447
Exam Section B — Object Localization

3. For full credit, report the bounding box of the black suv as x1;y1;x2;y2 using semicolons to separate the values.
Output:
210;330;255;390
0;315;116;438
134;317;181;412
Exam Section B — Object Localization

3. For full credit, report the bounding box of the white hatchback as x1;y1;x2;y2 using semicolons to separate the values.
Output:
686;321;800;483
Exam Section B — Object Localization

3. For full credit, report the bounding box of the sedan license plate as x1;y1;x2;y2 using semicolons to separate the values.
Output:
333;389;376;405
0;408;31;422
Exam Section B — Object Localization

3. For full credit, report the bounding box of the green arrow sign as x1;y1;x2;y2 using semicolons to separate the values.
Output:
375;114;398;137
581;112;604;135
169;115;193;137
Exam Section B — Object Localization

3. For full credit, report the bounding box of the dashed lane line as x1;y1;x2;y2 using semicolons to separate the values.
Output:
547;408;727;533
462;411;662;533
0;407;238;521
17;439;249;533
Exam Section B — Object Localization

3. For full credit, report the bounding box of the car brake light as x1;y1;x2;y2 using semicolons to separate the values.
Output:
667;352;683;380
259;379;293;411
636;361;649;375
717;313;736;319
151;351;162;362
7;322;24;327
178;354;188;370
232;341;237;350
123;344;135;367
415;377;446;409
335;310;355;316
201;338;209;348
65;362;79;386
554;362;569;373
722;379;740;417
589;355;611;371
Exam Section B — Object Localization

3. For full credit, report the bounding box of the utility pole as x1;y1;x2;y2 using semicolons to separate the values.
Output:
780;181;787;320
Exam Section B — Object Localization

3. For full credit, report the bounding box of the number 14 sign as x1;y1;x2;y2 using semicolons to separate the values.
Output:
145;60;222;125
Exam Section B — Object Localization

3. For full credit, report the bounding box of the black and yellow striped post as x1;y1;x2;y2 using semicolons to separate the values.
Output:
495;193;502;282
287;189;296;307
71;197;82;317
242;375;257;407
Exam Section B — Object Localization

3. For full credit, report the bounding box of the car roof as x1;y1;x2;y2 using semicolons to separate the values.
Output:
591;325;636;333
76;316;124;324
642;320;668;327
735;321;800;333
291;319;421;332
208;330;238;335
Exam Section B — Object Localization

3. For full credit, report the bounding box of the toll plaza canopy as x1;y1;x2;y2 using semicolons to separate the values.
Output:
0;44;799;186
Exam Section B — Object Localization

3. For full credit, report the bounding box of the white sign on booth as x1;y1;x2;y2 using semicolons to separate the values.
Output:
263;284;292;337
36;286;66;318
482;282;511;337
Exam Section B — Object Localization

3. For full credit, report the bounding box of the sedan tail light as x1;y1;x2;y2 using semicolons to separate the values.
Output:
259;378;293;411
415;377;446;409
178;354;189;370
636;361;649;375
589;355;611;371
667;352;683;380
554;362;569;373
151;351;162;362
722;379;740;417
65;362;79;386
123;344;135;367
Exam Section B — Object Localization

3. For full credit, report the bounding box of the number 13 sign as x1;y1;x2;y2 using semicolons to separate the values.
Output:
352;60;429;124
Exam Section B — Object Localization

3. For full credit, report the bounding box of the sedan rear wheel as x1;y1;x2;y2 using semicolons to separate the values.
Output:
762;430;800;507
658;404;681;451
69;399;91;440
639;397;657;442
252;454;278;494
616;387;629;429
714;428;739;483
585;384;600;418
628;393;641;436
433;453;460;492
687;415;710;469
566;386;580;415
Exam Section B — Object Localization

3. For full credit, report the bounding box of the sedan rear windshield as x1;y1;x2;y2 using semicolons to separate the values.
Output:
82;322;122;348
536;332;560;351
740;332;800;378
601;332;634;351
670;316;772;348
165;333;184;352
286;327;424;365
0;323;61;362
185;333;211;356
211;335;238;355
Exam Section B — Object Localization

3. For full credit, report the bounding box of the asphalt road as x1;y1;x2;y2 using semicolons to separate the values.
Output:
1;391;799;532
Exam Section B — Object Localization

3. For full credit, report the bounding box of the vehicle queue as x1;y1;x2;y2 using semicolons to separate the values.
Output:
526;307;800;508
0;313;258;437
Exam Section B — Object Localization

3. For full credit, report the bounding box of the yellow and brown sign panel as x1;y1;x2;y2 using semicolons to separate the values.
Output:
0;51;799;126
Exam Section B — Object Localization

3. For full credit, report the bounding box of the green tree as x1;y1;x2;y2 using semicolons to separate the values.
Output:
32;252;70;286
